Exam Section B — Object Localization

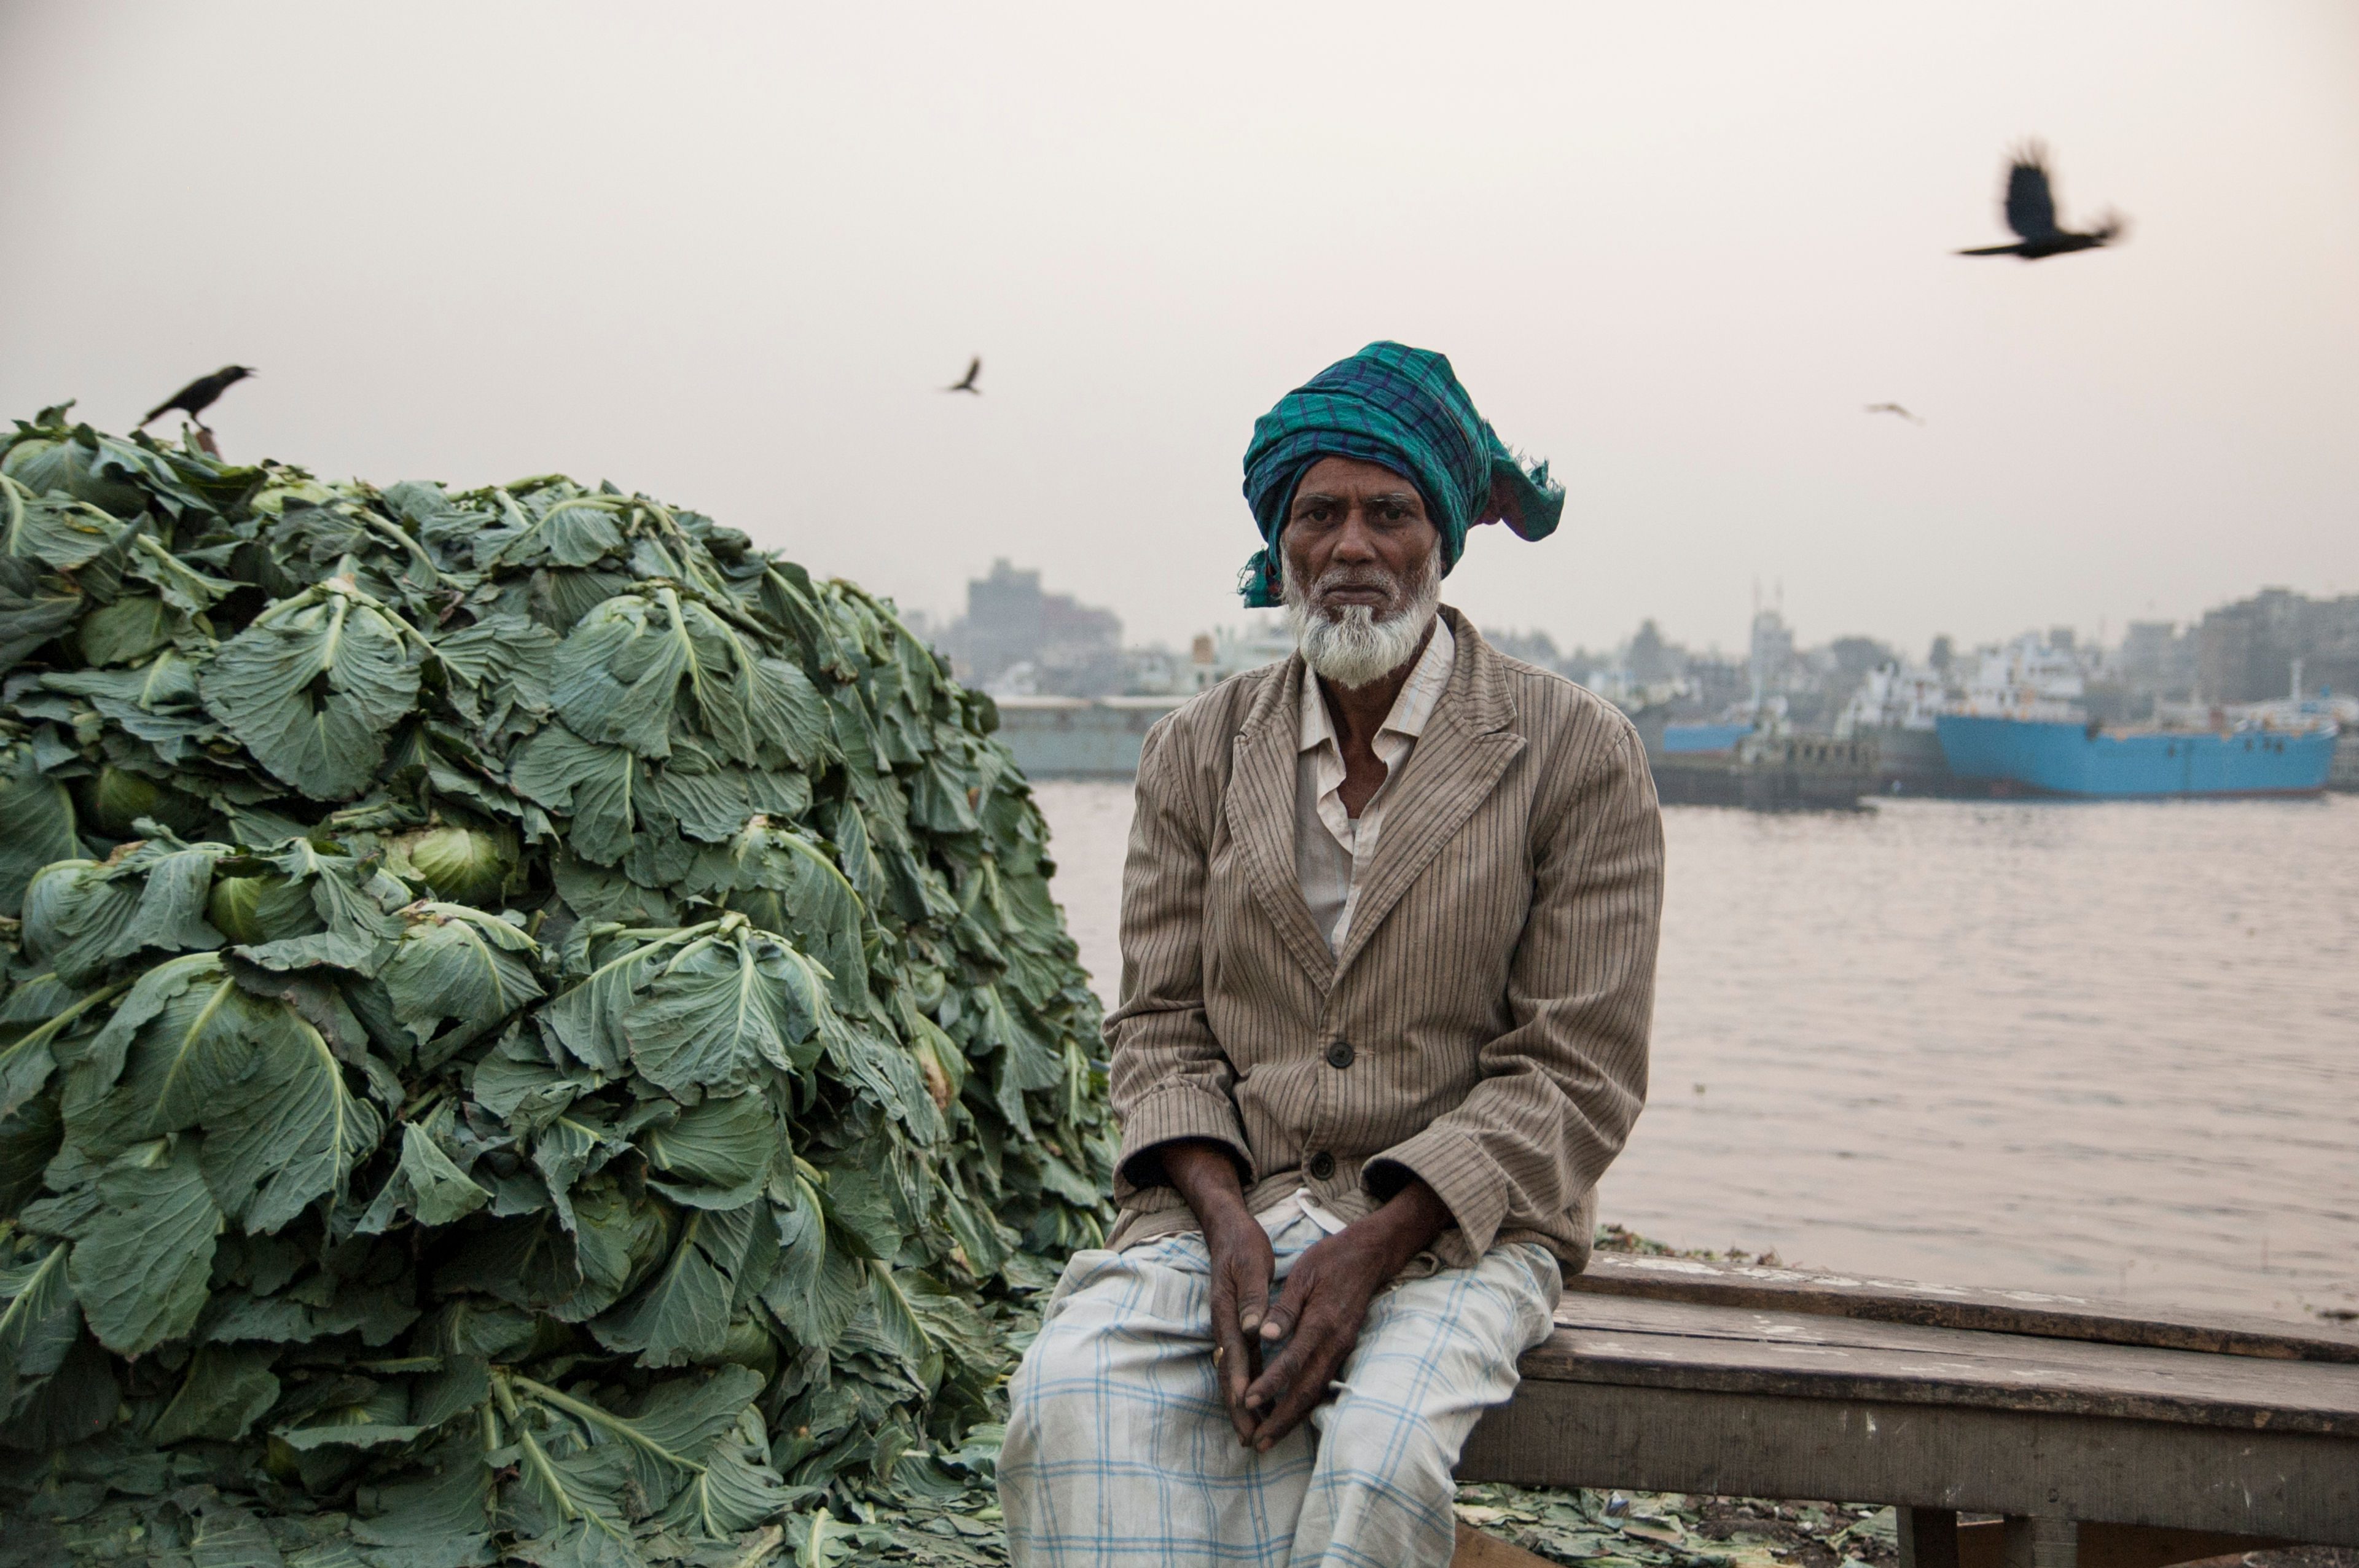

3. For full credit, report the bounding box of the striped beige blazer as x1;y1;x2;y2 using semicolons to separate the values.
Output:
1104;607;1663;1274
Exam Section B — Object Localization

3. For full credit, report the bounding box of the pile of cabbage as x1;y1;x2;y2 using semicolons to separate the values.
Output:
0;405;1114;1566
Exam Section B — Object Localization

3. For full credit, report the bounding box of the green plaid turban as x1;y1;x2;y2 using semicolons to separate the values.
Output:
1238;340;1565;607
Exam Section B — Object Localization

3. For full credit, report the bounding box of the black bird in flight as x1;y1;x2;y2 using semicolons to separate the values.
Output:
942;356;982;395
138;365;254;429
1958;144;2124;260
1864;402;1924;425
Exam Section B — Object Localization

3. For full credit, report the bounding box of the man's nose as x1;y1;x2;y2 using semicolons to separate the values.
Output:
1331;509;1382;560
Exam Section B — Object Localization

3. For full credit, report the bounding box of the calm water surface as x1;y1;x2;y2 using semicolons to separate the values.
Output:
1031;781;2359;1322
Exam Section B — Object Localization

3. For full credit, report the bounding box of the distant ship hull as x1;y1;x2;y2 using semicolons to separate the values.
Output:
1853;723;1955;794
1935;716;2335;798
1648;733;1877;811
2333;733;2359;794
1661;722;1751;755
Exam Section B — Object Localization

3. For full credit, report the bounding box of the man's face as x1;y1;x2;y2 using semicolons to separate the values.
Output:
1280;456;1441;623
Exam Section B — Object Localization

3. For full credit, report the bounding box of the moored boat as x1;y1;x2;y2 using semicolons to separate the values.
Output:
1646;717;1876;810
1662;721;1751;755
1935;715;2336;798
1836;661;1955;794
1735;731;1880;809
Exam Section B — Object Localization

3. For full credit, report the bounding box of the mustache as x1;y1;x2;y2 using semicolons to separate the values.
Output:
1303;565;1409;606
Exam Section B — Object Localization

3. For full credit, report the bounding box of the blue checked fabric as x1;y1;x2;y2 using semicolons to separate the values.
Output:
999;1201;1560;1567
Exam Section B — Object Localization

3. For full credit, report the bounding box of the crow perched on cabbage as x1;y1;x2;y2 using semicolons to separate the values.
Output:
136;364;254;429
1957;143;2125;260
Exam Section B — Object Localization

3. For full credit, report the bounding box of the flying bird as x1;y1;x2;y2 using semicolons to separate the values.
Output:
138;365;254;429
942;357;982;395
1957;143;2124;260
1864;402;1923;425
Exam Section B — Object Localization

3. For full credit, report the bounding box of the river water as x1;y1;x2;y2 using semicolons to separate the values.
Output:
1030;781;2359;1323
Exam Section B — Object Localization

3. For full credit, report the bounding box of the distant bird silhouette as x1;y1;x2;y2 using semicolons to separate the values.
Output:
942;356;982;395
138;365;254;429
1957;143;2124;260
1864;402;1924;425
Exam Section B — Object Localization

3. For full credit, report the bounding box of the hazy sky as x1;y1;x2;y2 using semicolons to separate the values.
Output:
5;3;2355;658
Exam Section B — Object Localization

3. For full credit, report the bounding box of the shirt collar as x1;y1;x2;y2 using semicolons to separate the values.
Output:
1297;613;1457;754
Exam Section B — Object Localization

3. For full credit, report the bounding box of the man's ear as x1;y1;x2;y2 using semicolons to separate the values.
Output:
1478;473;1536;538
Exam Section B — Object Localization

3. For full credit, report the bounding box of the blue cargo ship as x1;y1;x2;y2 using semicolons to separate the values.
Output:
1935;715;2336;798
1662;722;1751;755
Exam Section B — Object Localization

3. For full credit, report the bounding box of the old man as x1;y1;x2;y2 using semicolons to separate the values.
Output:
1000;343;1663;1567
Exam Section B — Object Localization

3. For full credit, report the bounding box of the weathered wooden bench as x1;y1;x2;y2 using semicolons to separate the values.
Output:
1458;1252;2359;1567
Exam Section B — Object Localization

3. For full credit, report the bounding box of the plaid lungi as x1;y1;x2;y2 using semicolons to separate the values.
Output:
1000;1199;1560;1567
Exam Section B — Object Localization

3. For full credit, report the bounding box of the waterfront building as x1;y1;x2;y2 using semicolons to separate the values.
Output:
2117;620;2197;704
2196;588;2359;702
942;558;1124;696
1748;606;1795;708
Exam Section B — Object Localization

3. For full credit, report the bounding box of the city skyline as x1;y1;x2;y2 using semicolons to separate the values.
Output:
915;552;2350;681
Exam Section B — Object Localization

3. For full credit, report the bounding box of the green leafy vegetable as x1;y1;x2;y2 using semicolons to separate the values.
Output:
68;1139;224;1355
0;405;1113;1565
199;576;423;799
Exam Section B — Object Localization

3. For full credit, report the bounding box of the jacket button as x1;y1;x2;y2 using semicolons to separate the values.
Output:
1326;1041;1355;1069
1307;1151;1336;1180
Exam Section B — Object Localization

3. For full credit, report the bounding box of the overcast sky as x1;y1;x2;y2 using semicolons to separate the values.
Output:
5;2;2355;658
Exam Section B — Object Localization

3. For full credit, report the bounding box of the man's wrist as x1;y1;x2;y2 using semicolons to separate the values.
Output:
1350;1177;1452;1277
1162;1139;1254;1231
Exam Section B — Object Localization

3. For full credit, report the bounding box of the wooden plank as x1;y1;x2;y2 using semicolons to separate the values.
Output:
1530;1300;2359;1433
1570;1253;2359;1363
1457;1380;2359;1544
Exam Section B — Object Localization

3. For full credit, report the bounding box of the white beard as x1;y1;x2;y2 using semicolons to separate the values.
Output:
1282;552;1442;690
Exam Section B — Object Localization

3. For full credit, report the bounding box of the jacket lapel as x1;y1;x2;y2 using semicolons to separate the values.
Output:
1331;612;1524;980
1223;656;1338;988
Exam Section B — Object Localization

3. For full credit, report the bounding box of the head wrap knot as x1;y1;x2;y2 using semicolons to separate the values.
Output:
1237;341;1564;607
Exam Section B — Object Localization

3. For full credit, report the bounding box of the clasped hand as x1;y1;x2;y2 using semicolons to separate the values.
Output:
1160;1141;1450;1453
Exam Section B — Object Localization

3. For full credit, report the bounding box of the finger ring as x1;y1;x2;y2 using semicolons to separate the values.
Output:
1213;1345;1226;1368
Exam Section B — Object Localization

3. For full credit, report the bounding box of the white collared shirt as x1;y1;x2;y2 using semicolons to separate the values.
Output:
1293;615;1456;953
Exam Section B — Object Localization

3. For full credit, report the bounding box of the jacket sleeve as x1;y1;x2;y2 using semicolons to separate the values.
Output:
1363;719;1661;1254
1103;716;1254;1197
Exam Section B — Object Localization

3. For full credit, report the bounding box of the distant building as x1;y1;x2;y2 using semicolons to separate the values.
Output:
2116;620;2196;702
2196;588;2359;703
942;559;1123;697
1103;619;1296;700
1117;647;1181;696
1828;636;1895;684
1683;653;1750;715
1627;620;1682;687
1748;607;1795;706
1482;628;1596;681
1202;619;1296;685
